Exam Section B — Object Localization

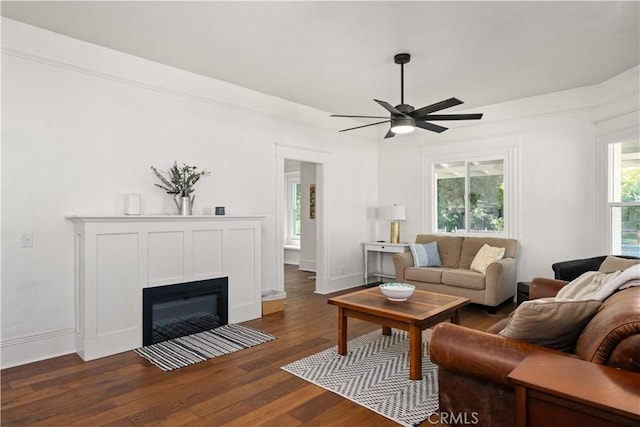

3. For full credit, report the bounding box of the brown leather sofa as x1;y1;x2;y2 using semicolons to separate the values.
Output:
429;274;640;426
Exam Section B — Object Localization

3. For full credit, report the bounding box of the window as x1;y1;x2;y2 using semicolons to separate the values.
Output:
423;135;519;237
285;172;301;244
435;160;504;233
292;181;301;236
608;140;640;256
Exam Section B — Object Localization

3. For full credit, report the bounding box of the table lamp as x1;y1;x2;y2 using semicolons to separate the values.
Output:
381;204;406;244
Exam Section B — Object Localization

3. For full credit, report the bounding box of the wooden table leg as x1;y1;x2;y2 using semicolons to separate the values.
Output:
451;308;461;325
514;384;527;427
409;324;422;380
337;307;347;355
382;326;392;336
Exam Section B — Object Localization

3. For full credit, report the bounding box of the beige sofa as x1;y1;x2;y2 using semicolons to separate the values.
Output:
393;234;519;309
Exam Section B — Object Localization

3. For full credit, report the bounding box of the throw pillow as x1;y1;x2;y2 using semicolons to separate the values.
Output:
498;298;601;352
469;244;505;274
598;255;640;273
410;242;442;267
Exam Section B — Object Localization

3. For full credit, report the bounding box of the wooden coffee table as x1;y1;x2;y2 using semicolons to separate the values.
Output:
328;287;469;380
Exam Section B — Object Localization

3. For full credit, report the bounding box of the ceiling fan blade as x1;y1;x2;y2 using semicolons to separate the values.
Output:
374;99;404;116
409;97;463;119
330;114;390;119
418;113;484;121
338;120;390;133
384;129;396;139
415;121;448;133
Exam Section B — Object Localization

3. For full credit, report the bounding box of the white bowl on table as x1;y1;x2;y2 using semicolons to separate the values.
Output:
379;283;415;301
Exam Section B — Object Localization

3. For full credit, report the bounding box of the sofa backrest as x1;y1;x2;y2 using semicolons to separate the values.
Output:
415;234;464;268
459;236;519;269
552;255;640;281
415;234;518;269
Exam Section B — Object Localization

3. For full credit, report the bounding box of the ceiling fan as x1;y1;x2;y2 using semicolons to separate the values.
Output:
331;53;483;138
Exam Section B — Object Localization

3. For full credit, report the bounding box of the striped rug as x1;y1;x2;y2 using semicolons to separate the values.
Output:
281;329;438;427
135;324;275;371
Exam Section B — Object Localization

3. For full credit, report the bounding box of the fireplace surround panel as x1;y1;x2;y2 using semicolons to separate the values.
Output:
67;215;263;361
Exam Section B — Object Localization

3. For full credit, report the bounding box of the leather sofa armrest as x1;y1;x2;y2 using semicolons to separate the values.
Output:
429;323;565;387
392;252;413;282
576;287;640;372
529;277;568;300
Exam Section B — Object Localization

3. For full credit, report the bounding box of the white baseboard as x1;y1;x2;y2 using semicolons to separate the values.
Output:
315;272;363;295
284;248;300;265
299;259;316;272
1;328;76;369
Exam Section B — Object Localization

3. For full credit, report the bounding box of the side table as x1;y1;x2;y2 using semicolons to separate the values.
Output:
508;352;640;426
363;242;410;285
516;281;531;306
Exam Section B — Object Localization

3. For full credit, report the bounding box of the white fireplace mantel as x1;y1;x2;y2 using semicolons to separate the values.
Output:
66;214;264;361
65;214;265;222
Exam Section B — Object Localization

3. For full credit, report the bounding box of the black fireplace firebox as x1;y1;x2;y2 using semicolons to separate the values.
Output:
142;277;228;346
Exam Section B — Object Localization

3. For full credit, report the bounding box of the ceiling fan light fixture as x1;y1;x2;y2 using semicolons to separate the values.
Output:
390;125;415;134
331;53;483;137
390;116;415;134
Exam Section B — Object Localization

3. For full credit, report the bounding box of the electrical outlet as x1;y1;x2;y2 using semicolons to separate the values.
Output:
21;233;34;248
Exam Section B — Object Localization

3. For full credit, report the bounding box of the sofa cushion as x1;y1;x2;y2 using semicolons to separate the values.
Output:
459;237;518;269
442;269;486;290
498;298;602;352
410;242;442;267
415;234;464;268
405;267;446;284
470;244;505;274
598;255;640;273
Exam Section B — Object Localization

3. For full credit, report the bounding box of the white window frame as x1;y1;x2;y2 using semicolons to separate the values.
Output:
596;119;639;254
285;171;301;246
605;137;640;255
422;134;520;238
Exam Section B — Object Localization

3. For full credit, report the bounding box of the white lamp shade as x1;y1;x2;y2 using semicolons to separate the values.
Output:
380;204;406;221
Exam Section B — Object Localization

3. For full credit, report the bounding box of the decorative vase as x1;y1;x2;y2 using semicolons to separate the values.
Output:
174;195;195;216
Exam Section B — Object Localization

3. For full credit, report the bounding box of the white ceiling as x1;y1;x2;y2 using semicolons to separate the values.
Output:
2;1;639;120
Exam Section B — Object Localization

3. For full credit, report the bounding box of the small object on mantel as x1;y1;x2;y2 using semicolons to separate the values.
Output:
124;194;141;215
215;206;225;215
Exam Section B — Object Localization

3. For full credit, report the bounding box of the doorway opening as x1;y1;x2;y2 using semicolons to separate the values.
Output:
275;144;329;294
283;159;318;275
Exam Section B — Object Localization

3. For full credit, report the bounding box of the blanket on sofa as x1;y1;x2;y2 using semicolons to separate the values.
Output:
556;264;640;301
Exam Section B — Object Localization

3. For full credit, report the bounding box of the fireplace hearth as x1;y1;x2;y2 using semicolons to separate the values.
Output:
142;277;228;346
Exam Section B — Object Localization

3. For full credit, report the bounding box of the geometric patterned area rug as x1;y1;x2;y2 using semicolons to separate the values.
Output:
281;329;438;427
135;324;275;371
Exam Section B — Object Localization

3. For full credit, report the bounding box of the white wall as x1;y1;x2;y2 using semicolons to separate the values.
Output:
299;161;317;272
378;66;639;282
0;18;378;367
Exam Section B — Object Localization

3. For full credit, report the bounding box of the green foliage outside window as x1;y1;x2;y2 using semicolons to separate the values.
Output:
294;183;301;236
621;167;640;245
437;175;504;232
437;177;464;232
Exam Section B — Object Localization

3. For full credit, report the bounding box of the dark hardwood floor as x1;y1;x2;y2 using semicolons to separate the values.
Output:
1;265;514;426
